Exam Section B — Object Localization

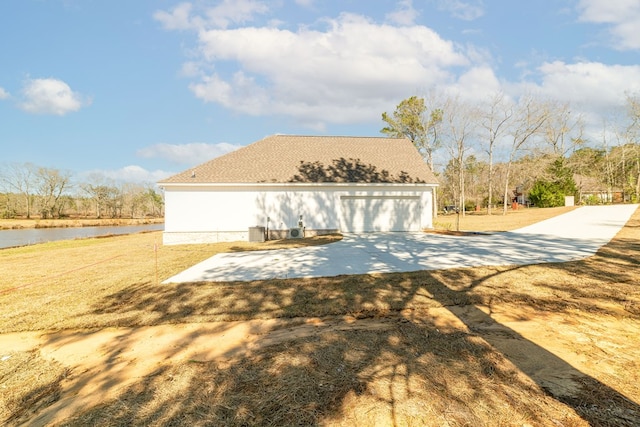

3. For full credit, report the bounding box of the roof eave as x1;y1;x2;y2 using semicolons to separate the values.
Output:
158;181;439;188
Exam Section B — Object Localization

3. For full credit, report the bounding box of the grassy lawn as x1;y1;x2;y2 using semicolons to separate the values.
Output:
1;205;639;426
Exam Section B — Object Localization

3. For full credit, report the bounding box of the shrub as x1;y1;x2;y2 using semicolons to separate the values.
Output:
529;181;561;207
529;158;577;208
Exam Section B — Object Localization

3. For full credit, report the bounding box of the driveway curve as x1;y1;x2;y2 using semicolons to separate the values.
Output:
164;204;638;283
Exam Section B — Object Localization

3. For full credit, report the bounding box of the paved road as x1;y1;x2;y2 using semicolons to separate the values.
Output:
164;204;638;283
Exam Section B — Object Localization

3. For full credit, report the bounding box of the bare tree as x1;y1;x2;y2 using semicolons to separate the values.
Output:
35;167;72;218
601;120;618;202
502;95;549;214
626;93;640;129
625;94;640;200
543;100;586;157
464;155;489;210
145;185;164;217
82;173;115;218
0;162;37;218
440;95;478;220
479;92;513;214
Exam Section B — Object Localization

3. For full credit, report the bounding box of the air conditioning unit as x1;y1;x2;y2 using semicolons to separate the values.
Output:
288;227;304;239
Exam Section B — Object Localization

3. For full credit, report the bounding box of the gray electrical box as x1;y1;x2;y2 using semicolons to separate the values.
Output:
248;226;265;242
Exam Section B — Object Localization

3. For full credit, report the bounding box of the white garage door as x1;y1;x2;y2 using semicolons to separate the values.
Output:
339;195;421;232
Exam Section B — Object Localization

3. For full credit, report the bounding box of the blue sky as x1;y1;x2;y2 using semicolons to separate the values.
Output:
1;0;639;184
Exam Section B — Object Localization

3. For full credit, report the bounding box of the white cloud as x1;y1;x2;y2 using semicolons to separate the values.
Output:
532;61;640;109
386;0;419;26
495;60;640;144
117;165;173;183
449;66;502;102
20;78;89;115
435;0;484;21
294;0;315;7
81;165;175;184
180;61;203;78
154;2;196;30
137;142;242;165
154;0;269;30
577;0;640;50
205;0;269;29
180;12;469;126
0;87;9;99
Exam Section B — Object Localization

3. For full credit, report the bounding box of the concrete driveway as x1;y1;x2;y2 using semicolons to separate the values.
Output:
164;204;638;283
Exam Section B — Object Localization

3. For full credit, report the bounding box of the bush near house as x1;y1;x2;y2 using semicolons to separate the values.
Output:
529;158;577;208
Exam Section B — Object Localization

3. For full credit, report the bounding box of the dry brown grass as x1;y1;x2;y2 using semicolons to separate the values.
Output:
0;233;343;332
0;217;164;230
66;326;582;427
434;205;577;232
0;351;69;425
1;206;639;426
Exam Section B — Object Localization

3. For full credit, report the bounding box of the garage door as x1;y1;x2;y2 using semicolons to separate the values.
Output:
339;195;421;232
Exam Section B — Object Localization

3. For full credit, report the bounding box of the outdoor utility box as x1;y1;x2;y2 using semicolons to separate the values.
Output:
248;226;265;242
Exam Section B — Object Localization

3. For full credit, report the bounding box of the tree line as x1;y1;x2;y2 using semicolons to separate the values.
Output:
0;163;163;220
381;92;640;214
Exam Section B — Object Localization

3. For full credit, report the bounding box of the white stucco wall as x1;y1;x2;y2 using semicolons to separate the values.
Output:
161;183;435;244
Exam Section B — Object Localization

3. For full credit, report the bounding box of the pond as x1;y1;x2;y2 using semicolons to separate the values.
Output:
0;224;165;249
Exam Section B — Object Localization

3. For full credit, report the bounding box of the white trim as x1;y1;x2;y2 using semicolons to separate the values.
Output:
160;182;438;189
341;195;421;200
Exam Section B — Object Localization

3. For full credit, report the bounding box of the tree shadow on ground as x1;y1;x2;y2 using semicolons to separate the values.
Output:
31;268;639;426
11;212;640;426
62;318;574;426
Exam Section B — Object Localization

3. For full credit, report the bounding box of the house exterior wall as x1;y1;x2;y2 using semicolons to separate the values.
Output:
161;183;435;244
339;195;422;232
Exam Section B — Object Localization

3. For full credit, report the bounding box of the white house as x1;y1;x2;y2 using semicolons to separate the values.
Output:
159;135;439;244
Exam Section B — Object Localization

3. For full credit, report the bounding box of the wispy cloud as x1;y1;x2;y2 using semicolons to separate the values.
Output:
294;0;315;7
80;165;175;184
0;87;9;99
577;0;640;50
153;2;195;30
386;0;419;26
137;142;242;165
154;0;269;30
19;78;90;115
435;0;484;21
534;61;640;108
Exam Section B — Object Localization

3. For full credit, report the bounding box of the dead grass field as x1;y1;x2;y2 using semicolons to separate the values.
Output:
1;206;639;426
0;217;164;230
433;205;578;232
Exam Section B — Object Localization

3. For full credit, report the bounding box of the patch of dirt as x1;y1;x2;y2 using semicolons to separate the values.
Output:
2;304;639;426
0;316;403;426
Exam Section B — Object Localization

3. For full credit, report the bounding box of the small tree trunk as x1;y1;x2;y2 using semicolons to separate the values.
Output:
502;163;512;215
488;154;494;215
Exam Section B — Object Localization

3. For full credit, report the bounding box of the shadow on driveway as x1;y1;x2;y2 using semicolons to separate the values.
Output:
164;205;638;283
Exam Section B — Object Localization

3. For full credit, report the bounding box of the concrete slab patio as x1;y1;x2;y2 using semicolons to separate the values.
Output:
164;204;638;283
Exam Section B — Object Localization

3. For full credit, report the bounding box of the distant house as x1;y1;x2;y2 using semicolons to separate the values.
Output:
574;174;624;204
159;135;439;244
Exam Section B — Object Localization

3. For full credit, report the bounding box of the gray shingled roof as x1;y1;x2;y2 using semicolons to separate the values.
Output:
159;135;438;184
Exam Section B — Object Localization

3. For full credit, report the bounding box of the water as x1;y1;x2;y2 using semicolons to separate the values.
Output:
0;224;164;249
